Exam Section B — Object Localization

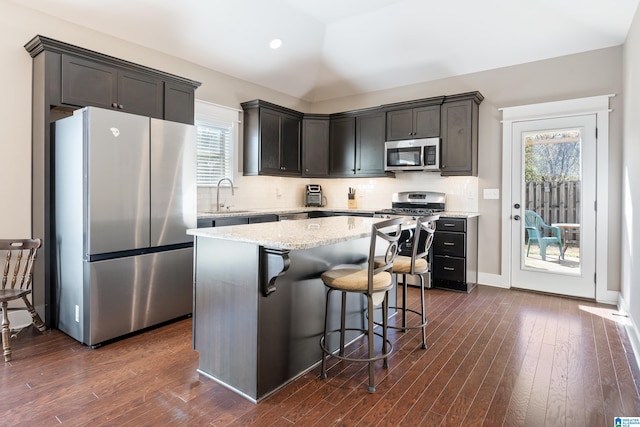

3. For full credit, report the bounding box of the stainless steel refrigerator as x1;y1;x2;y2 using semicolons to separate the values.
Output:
54;107;196;346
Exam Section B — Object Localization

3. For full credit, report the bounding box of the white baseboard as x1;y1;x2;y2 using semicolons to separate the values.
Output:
477;272;509;288
618;294;640;375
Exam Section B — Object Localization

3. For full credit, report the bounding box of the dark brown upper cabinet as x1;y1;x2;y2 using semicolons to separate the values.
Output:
164;81;196;125
385;104;441;141
61;54;164;119
329;109;386;177
25;35;199;125
302;115;330;177
242;100;303;177
239;91;482;179
440;92;484;176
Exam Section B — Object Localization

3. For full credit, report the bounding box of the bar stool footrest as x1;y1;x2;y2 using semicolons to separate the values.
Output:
371;306;428;330
319;327;393;363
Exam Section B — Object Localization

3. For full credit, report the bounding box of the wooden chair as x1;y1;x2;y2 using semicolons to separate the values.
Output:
319;217;403;393
1;238;47;362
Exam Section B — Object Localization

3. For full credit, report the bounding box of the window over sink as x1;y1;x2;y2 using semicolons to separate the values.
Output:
195;100;239;186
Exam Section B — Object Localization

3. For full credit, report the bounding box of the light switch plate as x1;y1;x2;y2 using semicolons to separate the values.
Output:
484;188;500;199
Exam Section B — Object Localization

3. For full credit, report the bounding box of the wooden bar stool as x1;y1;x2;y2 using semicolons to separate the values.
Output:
319;217;403;393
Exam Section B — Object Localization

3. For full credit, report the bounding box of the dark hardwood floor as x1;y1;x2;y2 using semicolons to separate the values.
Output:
2;285;639;426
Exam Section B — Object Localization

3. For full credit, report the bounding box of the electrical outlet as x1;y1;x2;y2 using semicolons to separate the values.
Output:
75;304;80;322
483;188;500;200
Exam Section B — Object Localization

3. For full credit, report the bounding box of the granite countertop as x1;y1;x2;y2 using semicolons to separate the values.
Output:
197;207;478;219
441;211;480;218
188;216;391;250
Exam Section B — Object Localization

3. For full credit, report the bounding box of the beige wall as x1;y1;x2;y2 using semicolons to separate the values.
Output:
622;7;640;333
0;1;625;292
0;0;309;238
308;48;623;287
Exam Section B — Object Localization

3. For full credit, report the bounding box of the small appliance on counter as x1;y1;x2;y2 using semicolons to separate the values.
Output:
305;184;324;207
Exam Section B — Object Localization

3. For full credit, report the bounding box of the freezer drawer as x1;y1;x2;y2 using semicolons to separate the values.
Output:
87;248;192;345
58;248;193;346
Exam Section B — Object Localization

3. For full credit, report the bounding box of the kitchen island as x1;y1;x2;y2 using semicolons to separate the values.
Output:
187;216;392;402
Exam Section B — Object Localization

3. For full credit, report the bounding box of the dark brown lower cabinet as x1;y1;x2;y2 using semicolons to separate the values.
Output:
432;216;478;292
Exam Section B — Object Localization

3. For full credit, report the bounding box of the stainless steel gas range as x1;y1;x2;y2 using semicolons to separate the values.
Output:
375;191;446;220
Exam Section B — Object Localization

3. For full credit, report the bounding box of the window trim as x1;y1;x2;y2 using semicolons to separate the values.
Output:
195;100;241;187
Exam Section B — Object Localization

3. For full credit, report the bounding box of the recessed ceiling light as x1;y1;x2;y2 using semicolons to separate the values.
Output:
269;38;282;49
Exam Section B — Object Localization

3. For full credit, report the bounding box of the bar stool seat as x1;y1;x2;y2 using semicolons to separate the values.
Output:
319;217;403;393
375;215;438;350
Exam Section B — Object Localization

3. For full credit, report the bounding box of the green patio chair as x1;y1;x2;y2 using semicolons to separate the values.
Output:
524;210;563;261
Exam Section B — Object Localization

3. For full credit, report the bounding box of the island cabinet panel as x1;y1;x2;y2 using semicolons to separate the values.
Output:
386;105;441;141
329;109;386;177
192;234;385;402
193;238;259;397
302;115;330;177
61;54;164;119
440;92;483;176
242;100;303;177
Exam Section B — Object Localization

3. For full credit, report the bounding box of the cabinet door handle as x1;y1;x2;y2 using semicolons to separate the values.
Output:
444;267;455;271
112;102;118;108
118;104;123;109
443;242;455;246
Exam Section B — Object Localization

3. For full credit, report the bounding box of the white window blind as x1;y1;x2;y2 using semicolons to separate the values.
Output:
195;100;239;186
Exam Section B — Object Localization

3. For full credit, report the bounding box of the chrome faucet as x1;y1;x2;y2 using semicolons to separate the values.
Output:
216;177;235;211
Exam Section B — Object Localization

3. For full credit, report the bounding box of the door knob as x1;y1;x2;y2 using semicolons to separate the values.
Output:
514;215;520;221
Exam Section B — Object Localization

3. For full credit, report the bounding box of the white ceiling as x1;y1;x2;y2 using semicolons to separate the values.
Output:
13;0;640;102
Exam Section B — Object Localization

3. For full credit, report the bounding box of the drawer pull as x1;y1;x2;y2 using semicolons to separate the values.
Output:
444;267;455;271
443;242;455;246
443;223;456;227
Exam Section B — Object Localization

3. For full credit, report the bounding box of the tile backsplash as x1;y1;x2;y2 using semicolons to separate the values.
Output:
198;172;478;213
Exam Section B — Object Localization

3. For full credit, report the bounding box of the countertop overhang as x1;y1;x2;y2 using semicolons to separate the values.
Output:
198;207;479;219
187;216;386;250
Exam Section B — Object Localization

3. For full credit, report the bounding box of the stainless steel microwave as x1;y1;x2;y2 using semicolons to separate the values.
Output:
384;137;440;171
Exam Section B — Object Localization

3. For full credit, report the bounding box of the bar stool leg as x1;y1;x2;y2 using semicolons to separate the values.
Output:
382;290;390;369
401;274;408;330
367;294;376;393
339;291;347;356
419;275;427;349
320;288;332;379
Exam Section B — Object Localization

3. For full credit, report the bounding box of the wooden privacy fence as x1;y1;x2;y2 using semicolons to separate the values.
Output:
525;180;580;242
